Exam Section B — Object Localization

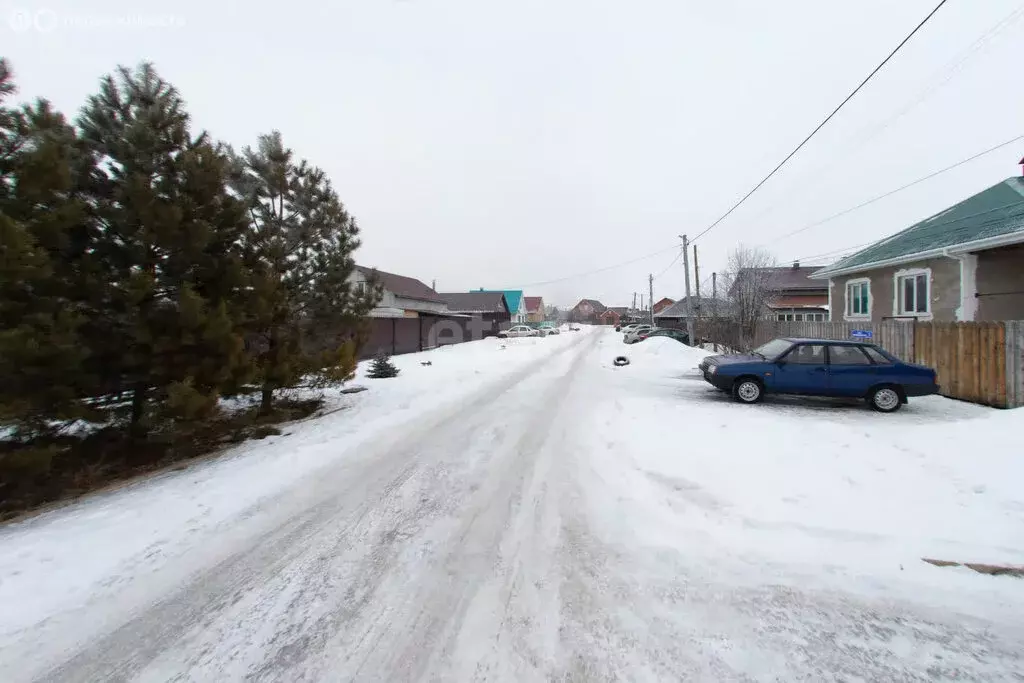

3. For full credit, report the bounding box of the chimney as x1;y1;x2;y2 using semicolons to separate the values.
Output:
792;260;800;269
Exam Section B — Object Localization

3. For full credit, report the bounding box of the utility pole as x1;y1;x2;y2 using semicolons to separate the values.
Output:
648;273;654;326
640;293;644;311
693;246;701;301
680;235;694;343
693;245;701;342
633;291;637;314
712;272;718;352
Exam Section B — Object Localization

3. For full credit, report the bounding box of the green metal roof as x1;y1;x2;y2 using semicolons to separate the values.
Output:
813;176;1024;277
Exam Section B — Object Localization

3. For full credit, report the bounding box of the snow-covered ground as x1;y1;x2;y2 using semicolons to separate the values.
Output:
2;326;1023;681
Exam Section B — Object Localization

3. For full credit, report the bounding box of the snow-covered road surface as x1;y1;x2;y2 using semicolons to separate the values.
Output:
2;327;1024;681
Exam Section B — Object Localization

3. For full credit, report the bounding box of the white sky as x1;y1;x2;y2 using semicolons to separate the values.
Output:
3;0;1023;308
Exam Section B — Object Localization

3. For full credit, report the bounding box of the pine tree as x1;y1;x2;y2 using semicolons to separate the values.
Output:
229;132;379;414
77;63;251;434
0;59;101;439
367;351;400;379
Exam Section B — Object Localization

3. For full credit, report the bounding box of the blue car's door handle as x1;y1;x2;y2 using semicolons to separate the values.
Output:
812;367;826;372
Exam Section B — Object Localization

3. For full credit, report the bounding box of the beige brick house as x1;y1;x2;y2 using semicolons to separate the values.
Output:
811;176;1024;323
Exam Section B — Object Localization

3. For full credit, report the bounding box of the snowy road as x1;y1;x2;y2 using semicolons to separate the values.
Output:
3;327;1024;681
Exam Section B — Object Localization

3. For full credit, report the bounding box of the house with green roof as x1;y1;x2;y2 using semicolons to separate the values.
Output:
811;175;1024;323
475;289;527;323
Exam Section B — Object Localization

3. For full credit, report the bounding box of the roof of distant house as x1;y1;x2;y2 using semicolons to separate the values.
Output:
478;289;523;313
572;299;607;313
439;292;509;314
655;296;731;318
524;296;543;313
812;176;1024;278
356;265;444;303
735;265;826;292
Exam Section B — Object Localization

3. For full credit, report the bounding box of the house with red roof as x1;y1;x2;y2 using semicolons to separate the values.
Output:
524;296;545;323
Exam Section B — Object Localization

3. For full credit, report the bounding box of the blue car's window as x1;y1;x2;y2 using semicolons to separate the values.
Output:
786;344;826;364
862;346;892;364
753;339;793;359
829;345;872;365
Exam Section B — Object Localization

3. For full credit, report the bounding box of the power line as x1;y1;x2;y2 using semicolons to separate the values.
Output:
653;247;684;280
762;133;1024;247
515;244;678;288
691;0;950;244
785;197;1024;266
731;3;1024;230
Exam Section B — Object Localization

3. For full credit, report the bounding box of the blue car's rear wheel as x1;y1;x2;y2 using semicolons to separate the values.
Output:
869;385;903;413
733;377;764;404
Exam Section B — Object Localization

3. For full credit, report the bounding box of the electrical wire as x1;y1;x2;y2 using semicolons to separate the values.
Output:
515;244;679;289
761;133;1024;247
729;3;1024;231
653;247;684;280
691;0;950;245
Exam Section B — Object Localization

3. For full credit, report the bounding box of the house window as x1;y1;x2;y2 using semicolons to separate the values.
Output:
794;314;804;322
896;270;929;316
777;314;786;321
846;279;870;317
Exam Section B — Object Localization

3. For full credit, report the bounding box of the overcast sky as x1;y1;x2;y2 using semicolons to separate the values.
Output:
4;0;1023;308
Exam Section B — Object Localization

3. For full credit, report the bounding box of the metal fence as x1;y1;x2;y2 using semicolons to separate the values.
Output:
696;317;1024;408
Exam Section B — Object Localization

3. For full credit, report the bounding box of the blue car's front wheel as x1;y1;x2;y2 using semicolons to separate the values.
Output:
733;377;764;404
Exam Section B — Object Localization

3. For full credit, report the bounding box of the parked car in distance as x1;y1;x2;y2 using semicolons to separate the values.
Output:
637;328;690;345
539;322;560;335
623;324;654;344
698;337;939;413
497;325;538;338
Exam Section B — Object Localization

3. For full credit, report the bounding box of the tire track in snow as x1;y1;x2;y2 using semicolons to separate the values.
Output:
32;331;599;683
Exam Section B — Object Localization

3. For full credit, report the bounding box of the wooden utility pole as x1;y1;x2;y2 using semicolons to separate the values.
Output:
633;291;637;314
693;246;701;301
648;273;654;326
712;272;718;352
681;235;694;343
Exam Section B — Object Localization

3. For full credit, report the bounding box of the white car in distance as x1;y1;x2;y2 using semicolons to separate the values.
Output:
623;324;654;344
497;325;539;338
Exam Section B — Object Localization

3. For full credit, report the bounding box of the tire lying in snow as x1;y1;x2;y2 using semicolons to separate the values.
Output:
613;356;630;367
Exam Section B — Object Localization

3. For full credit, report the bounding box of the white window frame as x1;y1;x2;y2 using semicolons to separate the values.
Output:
893;267;933;320
844;278;872;321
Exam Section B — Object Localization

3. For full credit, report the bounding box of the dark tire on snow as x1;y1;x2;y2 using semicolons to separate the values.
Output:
732;377;764;404
868;384;903;413
613;356;630;367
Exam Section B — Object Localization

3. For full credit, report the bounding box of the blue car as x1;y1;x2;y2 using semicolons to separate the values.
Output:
698;337;939;413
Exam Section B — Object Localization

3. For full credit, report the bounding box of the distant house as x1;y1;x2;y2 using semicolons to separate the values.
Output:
569;299;606;323
811;176;1024;322
652;297;675;314
478;289;527;323
439;291;510;338
524;296;545;323
654;296;731;328
351;266;456;357
757;264;830;322
597;309;621;326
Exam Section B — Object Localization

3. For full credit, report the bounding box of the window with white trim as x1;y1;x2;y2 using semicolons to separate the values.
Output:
896;271;929;315
846;280;870;317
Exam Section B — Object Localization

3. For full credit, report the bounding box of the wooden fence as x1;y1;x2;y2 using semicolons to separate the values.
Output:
696;317;1024;408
